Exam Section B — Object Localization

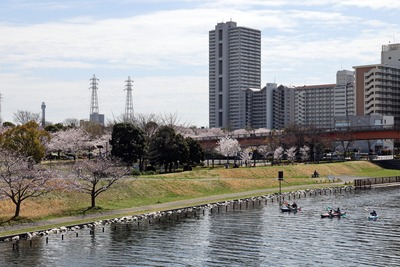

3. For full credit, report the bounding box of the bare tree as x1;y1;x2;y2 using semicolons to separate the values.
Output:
73;158;128;208
13;110;40;125
0;150;56;218
63;118;79;128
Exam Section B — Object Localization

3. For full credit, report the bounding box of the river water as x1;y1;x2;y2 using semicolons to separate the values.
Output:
1;187;400;267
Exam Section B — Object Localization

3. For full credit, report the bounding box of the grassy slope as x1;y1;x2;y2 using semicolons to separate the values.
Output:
0;161;397;223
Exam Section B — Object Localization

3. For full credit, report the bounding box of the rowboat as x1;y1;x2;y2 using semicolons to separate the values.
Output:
320;212;346;218
281;205;301;212
368;215;379;221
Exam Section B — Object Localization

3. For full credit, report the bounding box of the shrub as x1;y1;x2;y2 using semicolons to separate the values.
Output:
131;169;141;176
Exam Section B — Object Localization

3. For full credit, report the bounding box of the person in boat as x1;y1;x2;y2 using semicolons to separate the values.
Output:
291;202;298;209
335;207;341;215
370;210;377;216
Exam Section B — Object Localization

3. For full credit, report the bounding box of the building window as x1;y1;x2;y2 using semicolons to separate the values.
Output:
218;60;223;74
218;29;223;41
218;43;223;57
219;77;223;92
218;112;223;127
218;95;223;109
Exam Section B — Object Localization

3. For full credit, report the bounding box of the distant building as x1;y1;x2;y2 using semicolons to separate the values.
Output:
209;21;261;130
264;70;355;130
354;43;400;126
89;113;105;125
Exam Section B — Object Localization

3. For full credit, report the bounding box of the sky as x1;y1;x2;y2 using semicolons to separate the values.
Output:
1;0;400;127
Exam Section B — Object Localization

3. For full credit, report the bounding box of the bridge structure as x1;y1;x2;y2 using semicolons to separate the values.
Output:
194;126;400;150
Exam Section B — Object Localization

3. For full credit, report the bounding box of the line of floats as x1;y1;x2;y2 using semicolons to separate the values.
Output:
1;185;378;245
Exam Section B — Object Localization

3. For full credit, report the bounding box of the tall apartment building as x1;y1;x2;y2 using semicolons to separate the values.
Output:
354;43;400;126
209;21;261;130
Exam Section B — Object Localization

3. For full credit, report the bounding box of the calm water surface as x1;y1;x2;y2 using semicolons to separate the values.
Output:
1;187;400;266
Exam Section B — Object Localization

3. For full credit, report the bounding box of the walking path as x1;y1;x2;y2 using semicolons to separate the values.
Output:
1;179;354;237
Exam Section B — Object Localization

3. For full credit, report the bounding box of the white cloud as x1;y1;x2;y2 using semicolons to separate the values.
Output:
0;0;399;126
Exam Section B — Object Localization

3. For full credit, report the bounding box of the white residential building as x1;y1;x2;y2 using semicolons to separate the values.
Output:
209;21;261;130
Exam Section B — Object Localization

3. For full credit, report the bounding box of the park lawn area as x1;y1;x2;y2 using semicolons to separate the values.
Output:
0;161;398;223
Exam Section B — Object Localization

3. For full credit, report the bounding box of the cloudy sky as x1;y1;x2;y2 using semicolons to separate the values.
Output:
1;0;399;127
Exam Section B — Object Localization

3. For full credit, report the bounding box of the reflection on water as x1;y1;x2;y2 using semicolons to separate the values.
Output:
1;187;400;266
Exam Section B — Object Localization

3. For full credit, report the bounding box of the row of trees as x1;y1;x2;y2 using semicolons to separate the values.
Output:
213;124;362;165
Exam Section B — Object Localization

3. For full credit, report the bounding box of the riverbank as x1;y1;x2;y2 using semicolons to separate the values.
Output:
0;181;349;240
0;161;397;237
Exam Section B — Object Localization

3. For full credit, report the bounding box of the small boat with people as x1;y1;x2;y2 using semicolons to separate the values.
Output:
281;201;301;212
368;210;378;221
321;207;346;218
320;212;346;218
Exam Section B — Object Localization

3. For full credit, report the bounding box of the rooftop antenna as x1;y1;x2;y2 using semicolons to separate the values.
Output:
89;74;100;118
124;76;134;121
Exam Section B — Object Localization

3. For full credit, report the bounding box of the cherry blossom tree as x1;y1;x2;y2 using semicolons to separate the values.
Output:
73;157;128;208
0;150;56;218
240;147;252;166
46;128;92;159
216;136;241;164
286;146;297;164
300;145;310;162
274;146;285;164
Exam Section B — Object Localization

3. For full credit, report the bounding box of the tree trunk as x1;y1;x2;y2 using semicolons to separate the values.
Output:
14;201;21;218
91;185;96;208
91;193;96;208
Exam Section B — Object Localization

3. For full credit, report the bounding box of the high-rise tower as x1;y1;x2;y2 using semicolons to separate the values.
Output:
41;102;46;128
209;21;261;130
89;74;104;125
124;76;134;121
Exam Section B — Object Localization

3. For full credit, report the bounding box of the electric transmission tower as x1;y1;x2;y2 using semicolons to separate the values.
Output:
124;76;134;121
89;74;100;121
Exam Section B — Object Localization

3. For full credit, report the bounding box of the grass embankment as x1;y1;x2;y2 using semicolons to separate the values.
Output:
0;161;398;228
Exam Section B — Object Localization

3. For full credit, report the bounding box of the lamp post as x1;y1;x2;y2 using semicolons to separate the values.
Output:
278;171;283;206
